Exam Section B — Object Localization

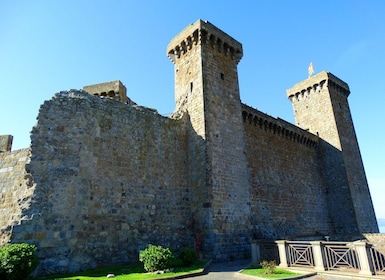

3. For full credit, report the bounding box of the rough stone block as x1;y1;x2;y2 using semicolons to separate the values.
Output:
0;135;13;152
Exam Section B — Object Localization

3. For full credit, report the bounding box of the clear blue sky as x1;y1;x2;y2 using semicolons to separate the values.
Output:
1;1;384;230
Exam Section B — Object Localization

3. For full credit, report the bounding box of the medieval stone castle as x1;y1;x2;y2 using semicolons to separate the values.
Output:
0;20;379;274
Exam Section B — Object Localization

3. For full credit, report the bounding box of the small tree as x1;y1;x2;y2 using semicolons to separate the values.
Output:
0;243;39;280
260;260;276;274
139;244;174;272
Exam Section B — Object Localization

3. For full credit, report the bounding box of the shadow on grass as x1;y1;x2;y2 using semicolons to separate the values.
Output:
35;263;143;279
35;260;209;280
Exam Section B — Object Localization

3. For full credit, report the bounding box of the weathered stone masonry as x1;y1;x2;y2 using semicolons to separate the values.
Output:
0;20;379;275
0;147;32;245
28;91;192;273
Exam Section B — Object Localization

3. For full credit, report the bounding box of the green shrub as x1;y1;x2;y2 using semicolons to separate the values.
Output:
0;243;39;280
260;260;276;274
139;244;174;272
178;247;197;266
170;257;184;268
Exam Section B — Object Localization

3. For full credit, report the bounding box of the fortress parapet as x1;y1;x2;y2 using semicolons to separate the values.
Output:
83;80;135;105
167;19;243;64
242;105;319;149
287;71;350;101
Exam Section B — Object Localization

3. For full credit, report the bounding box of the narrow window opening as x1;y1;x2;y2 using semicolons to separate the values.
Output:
190;82;193;92
220;73;225;80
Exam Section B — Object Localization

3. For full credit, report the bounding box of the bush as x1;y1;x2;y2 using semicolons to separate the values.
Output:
260;260;276;274
170;257;184;268
139;244;174;272
178;248;197;266
0;243;39;280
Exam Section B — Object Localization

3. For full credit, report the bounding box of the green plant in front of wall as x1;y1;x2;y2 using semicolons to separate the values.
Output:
242;260;301;279
260;260;277;274
178;247;197;266
0;243;39;280
139;244;174;272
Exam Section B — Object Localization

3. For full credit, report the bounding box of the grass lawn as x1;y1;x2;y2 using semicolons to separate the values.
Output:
241;267;301;279
35;260;208;280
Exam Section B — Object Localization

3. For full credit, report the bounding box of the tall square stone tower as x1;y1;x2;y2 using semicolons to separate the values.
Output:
287;72;378;234
167;20;252;259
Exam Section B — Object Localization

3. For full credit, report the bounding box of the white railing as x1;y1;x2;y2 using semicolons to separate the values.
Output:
323;242;360;272
252;239;385;276
286;241;314;267
369;246;385;275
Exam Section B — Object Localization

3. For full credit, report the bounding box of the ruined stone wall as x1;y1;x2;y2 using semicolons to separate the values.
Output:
242;105;332;240
10;91;192;274
0;148;34;245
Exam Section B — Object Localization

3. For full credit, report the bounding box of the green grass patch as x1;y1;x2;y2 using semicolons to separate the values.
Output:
241;267;301;279
35;260;208;280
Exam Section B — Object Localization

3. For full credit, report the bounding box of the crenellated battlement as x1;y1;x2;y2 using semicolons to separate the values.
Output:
242;104;319;149
167;19;243;64
287;71;350;100
327;76;350;97
83;80;136;105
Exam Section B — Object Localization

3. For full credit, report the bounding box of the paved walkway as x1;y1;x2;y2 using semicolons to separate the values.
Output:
183;260;380;280
185;259;250;280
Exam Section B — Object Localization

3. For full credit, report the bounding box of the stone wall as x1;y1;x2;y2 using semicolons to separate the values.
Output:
0;148;33;245
10;90;193;274
242;105;332;240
